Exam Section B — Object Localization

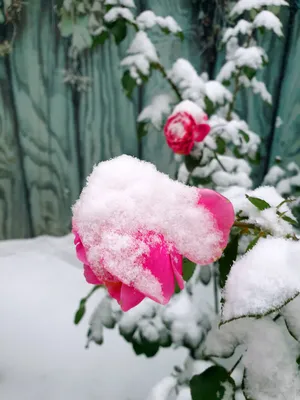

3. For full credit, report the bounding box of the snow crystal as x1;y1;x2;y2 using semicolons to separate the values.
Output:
138;93;176;129
121;31;158;80
225;186;295;237
222;238;300;322
222;20;252;42
167;59;206;108
104;7;134;23
217;61;237;83
243;319;300;400
234;46;267;70
253;10;283;36
250;77;272;104
105;0;136;7
205;81;233;105
231;0;289;16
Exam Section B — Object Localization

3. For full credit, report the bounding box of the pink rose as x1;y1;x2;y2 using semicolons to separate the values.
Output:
164;111;210;155
72;155;235;311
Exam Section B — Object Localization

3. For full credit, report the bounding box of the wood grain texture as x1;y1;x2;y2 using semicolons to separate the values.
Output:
141;0;204;177
78;35;138;181
268;10;300;168
8;0;80;236
0;58;31;239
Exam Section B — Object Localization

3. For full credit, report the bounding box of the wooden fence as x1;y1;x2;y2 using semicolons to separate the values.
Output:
0;0;300;240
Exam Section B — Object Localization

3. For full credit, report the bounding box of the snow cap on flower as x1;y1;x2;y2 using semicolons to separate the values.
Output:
72;155;234;310
164;100;210;155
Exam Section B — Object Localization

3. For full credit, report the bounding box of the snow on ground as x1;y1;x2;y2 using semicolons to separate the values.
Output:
0;235;186;400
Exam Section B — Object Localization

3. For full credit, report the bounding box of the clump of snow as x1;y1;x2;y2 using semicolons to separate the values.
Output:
167;59;206;108
105;0;136;7
264;165;285;185
138;93;176;129
121;31;159;83
146;376;177;400
222;238;300;323
250;77;272;104
217;61;237;83
234;46;267;70
172;100;207;124
276;116;283;128
205;81;233;105
231;0;289;16
223;20;253;42
281;295;300;341
104;7;134;23
253;10;283;36
137;11;182;34
225;186;295;237
243;319;300;399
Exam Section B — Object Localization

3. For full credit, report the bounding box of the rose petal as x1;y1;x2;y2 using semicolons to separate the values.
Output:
119;284;145;311
170;253;184;290
84;264;103;285
106;281;122;303
194;123;211;142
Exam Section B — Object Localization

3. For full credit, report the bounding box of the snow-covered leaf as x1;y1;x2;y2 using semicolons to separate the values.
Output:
231;0;289;17
222;238;300;323
222;20;253;42
190;366;235;400
104;6;134;24
281;295;300;341
122;70;136;97
105;0;136;8
253;10;283;36
246;194;271;211
137;11;182;36
137;93;175;130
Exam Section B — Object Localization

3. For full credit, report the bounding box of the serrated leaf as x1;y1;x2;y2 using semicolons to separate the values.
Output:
219;235;239;288
122;70;136;98
137;122;148;140
190;366;235;400
109;18;127;44
246;195;271;211
282;215;298;226
92;30;109;47
216;136;226;155
74;300;86;325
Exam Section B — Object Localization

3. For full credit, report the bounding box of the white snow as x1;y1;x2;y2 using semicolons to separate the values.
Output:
0;235;186;400
230;0;289;16
167;59;206;108
104;7;134;23
250;77;272;104
138;93;176;129
137;11;182;34
105;0;136;7
234;46;267;70
205;81;233;105
222;238;300;323
217;61;237;83
171;100;207;124
264;165;285;185
222;20;253;43
281;295;300;341
253;10;283;36
243;319;300;399
121;31;159;82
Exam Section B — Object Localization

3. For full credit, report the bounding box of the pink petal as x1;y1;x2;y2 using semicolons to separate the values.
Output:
106;281;122;303
197;188;235;260
194;124;211;142
170;253;184;290
119;284;145;311
74;231;88;265
84;264;103;285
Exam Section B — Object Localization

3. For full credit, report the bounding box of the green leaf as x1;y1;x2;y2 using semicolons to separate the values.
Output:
74;299;86;325
122;70;136;98
216;136;226;155
184;155;199;172
233;147;242;159
246;235;260;252
176;31;184;41
249;150;261;165
190;366;235;400
219;235;239;288
242;66;256;80
175;258;196;293
132;338;159;358
246;195;271;211
92;30;109;47
282;215;298;226
239;130;250;143
137;122;148;139
222;79;231;87
204;97;215;116
109;19;127;44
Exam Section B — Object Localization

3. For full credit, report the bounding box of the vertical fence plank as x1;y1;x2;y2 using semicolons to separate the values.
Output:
268;10;300;168
141;0;203;177
0;58;31;239
8;0;80;236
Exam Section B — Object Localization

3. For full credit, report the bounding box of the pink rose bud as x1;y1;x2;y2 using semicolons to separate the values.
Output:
164;100;211;155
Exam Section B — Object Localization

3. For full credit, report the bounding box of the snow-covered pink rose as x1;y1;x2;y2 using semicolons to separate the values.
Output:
164;100;210;155
72;155;234;311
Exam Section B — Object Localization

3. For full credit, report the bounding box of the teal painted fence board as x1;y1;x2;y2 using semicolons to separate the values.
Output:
0;2;300;240
269;9;300;167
